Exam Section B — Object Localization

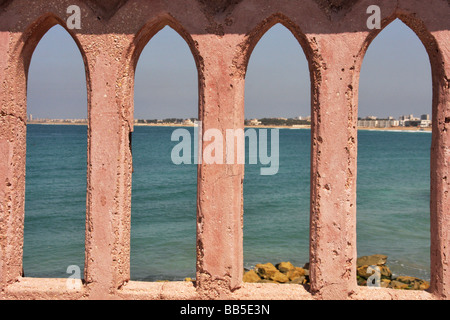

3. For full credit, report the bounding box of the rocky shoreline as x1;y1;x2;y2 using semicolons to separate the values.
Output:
242;254;430;290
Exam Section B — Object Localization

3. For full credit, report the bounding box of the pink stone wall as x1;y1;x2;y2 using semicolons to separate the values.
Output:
0;0;449;300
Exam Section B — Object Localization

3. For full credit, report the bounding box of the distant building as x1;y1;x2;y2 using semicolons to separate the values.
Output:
419;115;432;127
398;114;430;127
420;120;431;128
358;117;399;128
248;119;261;126
400;114;419;121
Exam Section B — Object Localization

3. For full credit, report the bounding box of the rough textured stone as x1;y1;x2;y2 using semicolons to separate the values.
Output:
313;0;360;15
243;270;260;283
0;0;12;10
357;255;388;267
395;276;430;290
276;262;296;274
81;0;129;20
197;0;243;14
255;263;279;280
290;276;306;285
389;280;410;290
287;268;306;281
270;272;290;283
380;279;391;288
0;0;448;301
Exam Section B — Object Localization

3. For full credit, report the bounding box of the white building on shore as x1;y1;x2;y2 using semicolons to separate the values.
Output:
357;118;400;128
358;114;431;128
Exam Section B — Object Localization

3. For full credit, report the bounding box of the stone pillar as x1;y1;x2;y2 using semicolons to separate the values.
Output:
429;29;450;300
193;34;246;298
82;35;133;298
309;33;362;299
0;31;27;290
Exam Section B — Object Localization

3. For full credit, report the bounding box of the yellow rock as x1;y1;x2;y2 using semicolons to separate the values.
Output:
357;265;392;279
395;276;430;290
256;263;279;279
243;270;261;283
286;267;306;281
381;279;391;288
276;262;296;273
257;279;278;284
388;280;409;290
271;271;290;283
420;281;430;290
395;276;420;284
289;276;306;285
379;265;392;278
357;265;373;278
357;254;388;267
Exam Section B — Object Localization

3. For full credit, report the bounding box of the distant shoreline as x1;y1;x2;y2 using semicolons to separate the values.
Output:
28;121;87;126
27;121;432;132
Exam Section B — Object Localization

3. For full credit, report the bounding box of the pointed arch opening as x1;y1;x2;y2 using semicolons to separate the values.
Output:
356;18;432;288
243;22;312;284
24;24;88;278
131;25;199;282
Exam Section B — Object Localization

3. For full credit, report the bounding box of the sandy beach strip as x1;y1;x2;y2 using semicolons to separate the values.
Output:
27;121;432;132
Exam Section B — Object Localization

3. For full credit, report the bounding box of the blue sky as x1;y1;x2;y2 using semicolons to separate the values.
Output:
27;19;432;120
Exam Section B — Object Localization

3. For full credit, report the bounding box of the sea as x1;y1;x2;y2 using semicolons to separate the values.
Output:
23;124;432;282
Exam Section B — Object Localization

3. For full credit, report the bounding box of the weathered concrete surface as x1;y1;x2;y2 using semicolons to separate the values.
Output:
193;33;246;299
0;0;449;300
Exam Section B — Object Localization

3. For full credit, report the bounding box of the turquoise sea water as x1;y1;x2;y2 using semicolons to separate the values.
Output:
23;125;431;281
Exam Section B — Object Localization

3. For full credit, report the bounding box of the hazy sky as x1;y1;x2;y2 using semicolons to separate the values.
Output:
27;19;432;120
